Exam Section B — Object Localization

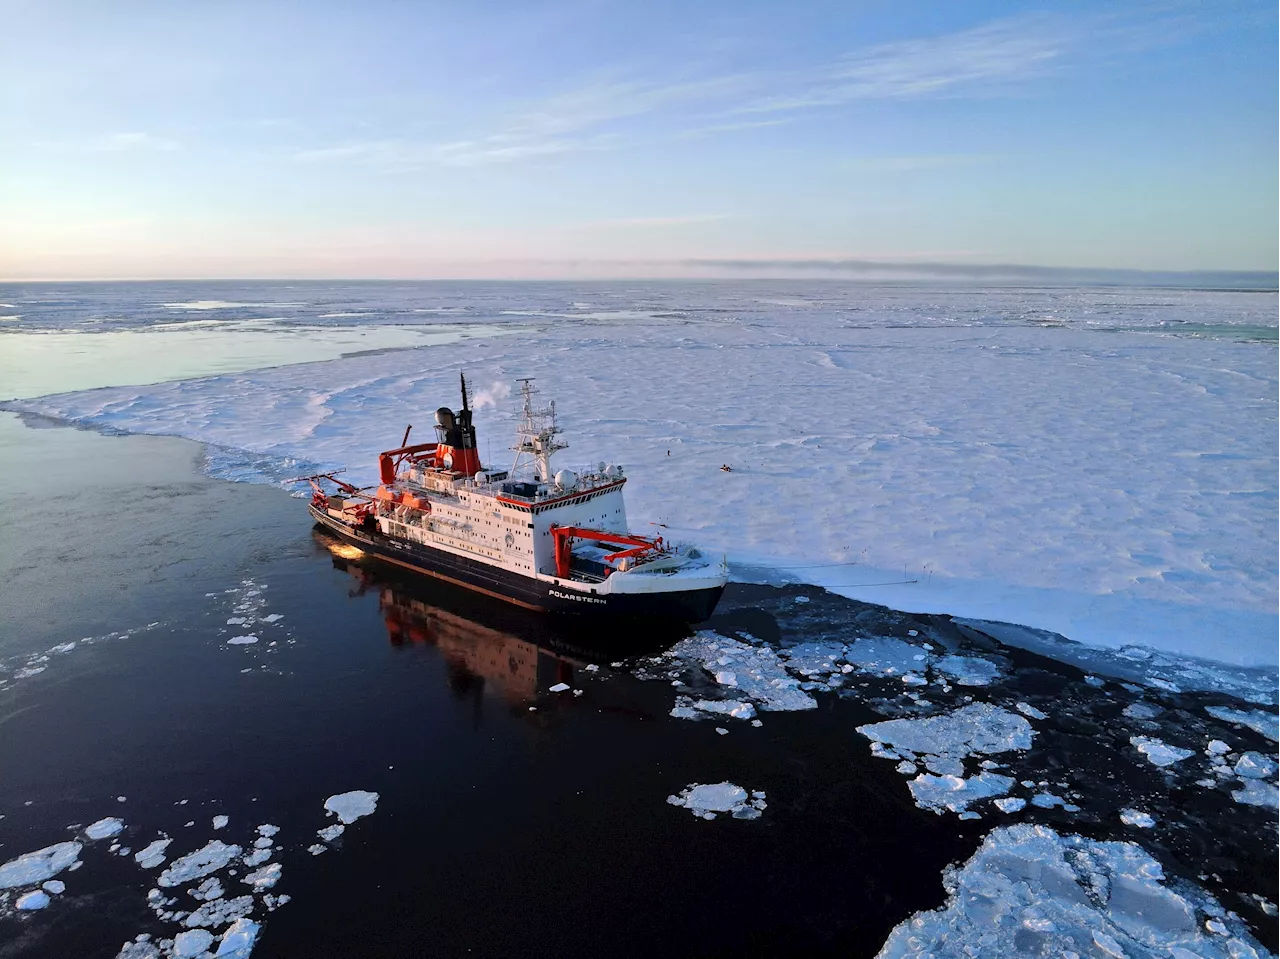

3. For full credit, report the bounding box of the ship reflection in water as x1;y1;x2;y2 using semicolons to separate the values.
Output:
314;529;686;706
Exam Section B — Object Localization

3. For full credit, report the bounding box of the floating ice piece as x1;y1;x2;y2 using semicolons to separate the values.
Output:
317;824;344;842
1204;706;1279;742
306;844;327;856
241;847;271;868
85;817;125;840
666;782;767;820
227;635;258;645
158;840;242;887
173;929;215;958
261;614;283;623
844;637;924;677
1120;809;1155;828
117;935;162;959
184;894;254;928
1206;739;1230;756
670;697;757;721
1123;701;1161;720
256;824;279;838
1234;751;1278;780
324;790;379;825
859;704;1034;761
908;772;1015;814
1130;736;1194;767
215;917;261;958
548;682;570;693
212;815;229;830
1232;779;1279;809
243;863;281;890
227;618;248;625
1030;793;1065;809
190;877;223;901
1015;702;1047;721
781;642;846;677
16;889;50;910
42;879;65;894
994;797;1026;813
0;841;82;888
876;824;1269;959
667;633;815;712
935;655;1001;686
133;839;172;865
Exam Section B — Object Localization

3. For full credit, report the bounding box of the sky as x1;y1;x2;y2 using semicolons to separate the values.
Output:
2;0;1276;279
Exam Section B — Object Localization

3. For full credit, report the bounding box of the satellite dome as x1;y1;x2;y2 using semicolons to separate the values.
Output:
554;469;578;490
603;464;619;478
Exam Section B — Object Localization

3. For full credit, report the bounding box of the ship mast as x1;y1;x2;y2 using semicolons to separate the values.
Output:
509;378;567;482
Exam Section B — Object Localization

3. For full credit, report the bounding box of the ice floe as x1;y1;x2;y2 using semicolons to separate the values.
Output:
859;704;1034;761
1120;809;1156;828
183;894;254;928
908;772;1015;814
666;783;767;820
1204;706;1280;742
214;917;260;958
158;840;242;887
662;632;815;713
876;824;1270;959
323;790;379;825
1231;779;1279;809
172;929;215;958
1130;736;1195;768
934;655;1001;686
15;889;50;910
0;841;82;888
85;816;125;840
242;863;281;891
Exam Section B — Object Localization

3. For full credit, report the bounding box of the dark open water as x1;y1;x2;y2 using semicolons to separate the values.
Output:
0;413;1275;958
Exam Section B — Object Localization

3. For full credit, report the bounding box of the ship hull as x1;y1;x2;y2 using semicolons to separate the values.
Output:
310;506;724;622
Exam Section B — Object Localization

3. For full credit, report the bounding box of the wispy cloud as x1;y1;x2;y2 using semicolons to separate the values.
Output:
294;11;1170;169
737;14;1073;114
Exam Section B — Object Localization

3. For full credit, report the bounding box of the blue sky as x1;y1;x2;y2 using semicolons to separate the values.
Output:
3;0;1276;278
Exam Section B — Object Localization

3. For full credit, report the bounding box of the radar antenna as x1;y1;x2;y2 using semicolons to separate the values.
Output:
509;378;567;482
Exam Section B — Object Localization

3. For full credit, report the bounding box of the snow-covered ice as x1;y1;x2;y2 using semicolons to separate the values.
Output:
184;894;254;928
212;815;229;830
662;632;815;713
134;839;172;869
1204;706;1279;742
934;655;1001;686
323;790;379;824
859;704;1033;761
666;782;767;820
172;929;215;958
1120;809;1156;828
85;817;125;840
9;286;1272;673
316;824;344;842
227;635;258;645
876;824;1270;959
16;889;50;910
242;863;281;890
214;917;260;958
42;879;65;894
908;772;1015;814
158;840;242;887
1130;736;1195;767
1232;779;1279;809
0;841;82;888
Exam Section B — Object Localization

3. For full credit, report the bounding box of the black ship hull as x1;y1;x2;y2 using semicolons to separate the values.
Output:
309;506;724;622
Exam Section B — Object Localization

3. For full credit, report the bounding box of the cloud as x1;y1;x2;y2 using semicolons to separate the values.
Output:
736;14;1077;114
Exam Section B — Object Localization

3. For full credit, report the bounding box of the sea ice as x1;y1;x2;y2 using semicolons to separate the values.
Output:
172;929;215;958
548;682;570;693
184;894;254;928
934;655;1001;686
85;817;125;840
158;841;242;887
324;790;379;825
876;824;1269;959
844;637;924;677
858;704;1034;760
317;824;344;842
1015;702;1047;721
1234;751;1277;779
670;697;756;721
190;877;224;901
1232;779;1279;809
214;917;260;958
993;797;1026;813
42;880;65;894
212;815;229;830
134;839;172;869
16;890;50;910
1205;706;1280;742
666;782;767;820
665;633;815;712
227;635;258;645
0;841;82;888
242;863;281;890
1120;809;1156;828
908;772;1015;813
1130;736;1195;767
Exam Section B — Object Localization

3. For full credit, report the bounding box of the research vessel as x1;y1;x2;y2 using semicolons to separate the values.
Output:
305;376;727;620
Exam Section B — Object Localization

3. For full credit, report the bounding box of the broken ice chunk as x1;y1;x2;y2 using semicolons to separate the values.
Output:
1120;809;1155;828
323;790;379;824
666;782;764;821
1130;736;1194;767
85;817;125;840
548;682;570;693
